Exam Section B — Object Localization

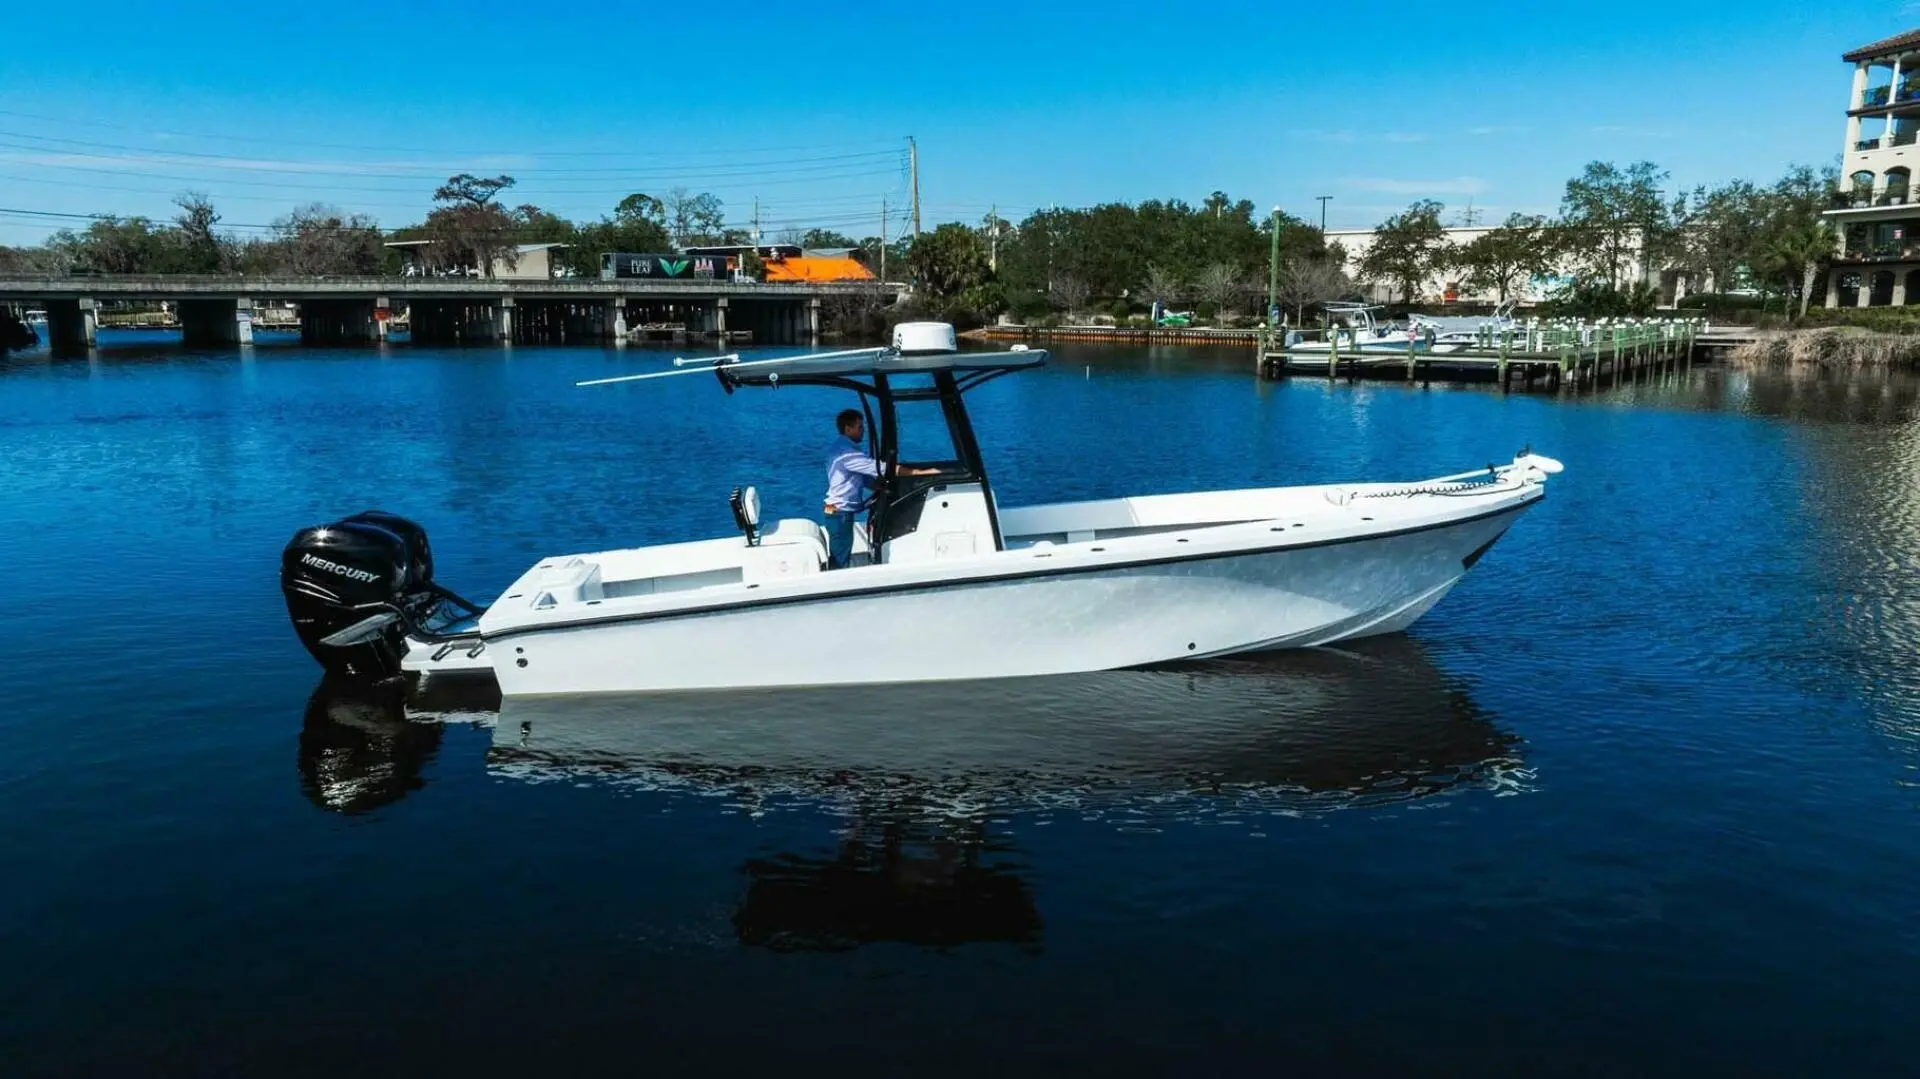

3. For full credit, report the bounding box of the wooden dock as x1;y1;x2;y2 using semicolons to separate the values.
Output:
1257;321;1719;391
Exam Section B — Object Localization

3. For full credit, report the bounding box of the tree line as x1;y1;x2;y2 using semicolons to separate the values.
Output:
895;161;1842;326
1352;161;1836;316
0;159;1847;324
0;177;774;279
894;192;1341;328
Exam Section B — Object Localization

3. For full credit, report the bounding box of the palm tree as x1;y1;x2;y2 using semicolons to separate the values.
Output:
1756;220;1836;317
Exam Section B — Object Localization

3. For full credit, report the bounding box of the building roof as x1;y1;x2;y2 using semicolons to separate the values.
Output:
381;241;569;252
1844;29;1920;63
684;243;804;258
762;256;876;283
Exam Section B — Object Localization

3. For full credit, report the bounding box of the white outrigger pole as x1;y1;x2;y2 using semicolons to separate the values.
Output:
575;342;1039;388
575;346;893;388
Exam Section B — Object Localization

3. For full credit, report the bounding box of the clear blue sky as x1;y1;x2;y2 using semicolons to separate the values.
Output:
0;1;1903;245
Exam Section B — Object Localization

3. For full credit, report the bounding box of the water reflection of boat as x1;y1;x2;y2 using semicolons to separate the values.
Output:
486;636;1526;812
297;638;1526;813
296;676;497;814
297;640;1522;951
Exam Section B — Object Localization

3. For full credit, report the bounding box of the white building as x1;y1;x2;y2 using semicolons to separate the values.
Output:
1824;28;1920;306
1324;226;1665;308
383;241;570;280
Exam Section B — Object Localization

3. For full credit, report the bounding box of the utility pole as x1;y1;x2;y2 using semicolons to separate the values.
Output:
988;204;998;271
1316;195;1332;233
752;197;760;244
1267;206;1282;325
908;136;921;240
879;197;887;281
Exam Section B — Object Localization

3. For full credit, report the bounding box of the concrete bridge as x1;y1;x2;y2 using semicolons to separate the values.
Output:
0;275;898;352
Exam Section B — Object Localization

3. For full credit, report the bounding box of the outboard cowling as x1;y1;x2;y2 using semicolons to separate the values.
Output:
281;510;470;684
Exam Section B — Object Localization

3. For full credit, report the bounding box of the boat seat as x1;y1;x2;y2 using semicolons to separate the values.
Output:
523;557;604;608
741;518;830;583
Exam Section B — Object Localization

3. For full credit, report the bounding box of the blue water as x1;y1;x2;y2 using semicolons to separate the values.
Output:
3;330;1919;1076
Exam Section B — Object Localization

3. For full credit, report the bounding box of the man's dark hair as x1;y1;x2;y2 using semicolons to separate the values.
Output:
836;409;863;434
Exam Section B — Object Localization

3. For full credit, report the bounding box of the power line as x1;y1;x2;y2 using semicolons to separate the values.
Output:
0;155;905;198
0;168;898;209
0;109;909;159
0;137;906;182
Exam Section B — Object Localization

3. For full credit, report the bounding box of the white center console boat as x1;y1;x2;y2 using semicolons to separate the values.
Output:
280;323;1561;696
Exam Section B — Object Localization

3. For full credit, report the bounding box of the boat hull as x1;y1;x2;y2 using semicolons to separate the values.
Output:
483;501;1531;696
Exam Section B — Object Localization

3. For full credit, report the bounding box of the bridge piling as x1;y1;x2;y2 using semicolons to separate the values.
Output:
44;298;96;354
607;297;628;345
494;298;514;343
299;299;378;345
181;298;253;347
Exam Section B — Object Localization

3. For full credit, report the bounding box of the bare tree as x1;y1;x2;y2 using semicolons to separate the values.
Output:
1273;258;1353;323
264;204;383;276
1050;273;1091;317
1142;263;1186;306
663;187;726;247
0;243;69;275
1194;262;1245;319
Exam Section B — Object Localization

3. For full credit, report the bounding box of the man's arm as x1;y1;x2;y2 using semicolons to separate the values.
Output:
839;450;938;478
835;449;882;478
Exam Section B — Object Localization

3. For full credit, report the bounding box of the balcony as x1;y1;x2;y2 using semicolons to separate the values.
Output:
1854;83;1920;111
1837;245;1920;263
1855;131;1920;152
1836;220;1920;261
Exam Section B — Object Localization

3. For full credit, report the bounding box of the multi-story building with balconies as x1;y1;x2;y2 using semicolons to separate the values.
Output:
1826;29;1920;306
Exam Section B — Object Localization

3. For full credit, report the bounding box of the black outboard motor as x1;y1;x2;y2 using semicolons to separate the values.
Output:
281;510;479;684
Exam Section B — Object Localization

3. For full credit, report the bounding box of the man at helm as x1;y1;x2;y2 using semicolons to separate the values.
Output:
824;408;936;569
